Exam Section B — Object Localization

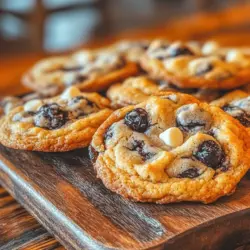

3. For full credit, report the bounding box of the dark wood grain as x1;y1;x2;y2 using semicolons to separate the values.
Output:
0;186;64;250
0;145;249;250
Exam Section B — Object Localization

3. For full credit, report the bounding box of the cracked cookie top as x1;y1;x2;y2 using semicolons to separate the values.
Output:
90;93;250;204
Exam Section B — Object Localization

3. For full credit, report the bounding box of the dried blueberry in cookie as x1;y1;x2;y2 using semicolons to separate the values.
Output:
34;103;69;129
178;168;200;178
193;140;224;169
129;139;156;161
222;105;250;127
91;93;250;204
168;45;194;58
124;108;149;132
0;87;112;152
68;96;99;117
211;90;250;129
104;126;114;142
166;158;206;179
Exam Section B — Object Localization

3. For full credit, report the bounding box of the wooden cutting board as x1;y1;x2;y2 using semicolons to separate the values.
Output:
0;144;250;250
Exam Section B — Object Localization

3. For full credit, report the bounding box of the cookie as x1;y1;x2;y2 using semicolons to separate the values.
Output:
113;40;150;62
0;87;113;152
211;90;250;130
90;93;250;204
22;49;138;96
0;96;23;116
0;92;50;116
107;76;227;108
140;40;250;89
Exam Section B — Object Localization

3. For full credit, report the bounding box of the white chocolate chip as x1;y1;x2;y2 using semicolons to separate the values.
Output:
72;50;92;64
24;99;43;112
225;49;250;67
62;72;77;86
159;127;183;147
226;49;245;62
202;41;219;55
60;86;81;100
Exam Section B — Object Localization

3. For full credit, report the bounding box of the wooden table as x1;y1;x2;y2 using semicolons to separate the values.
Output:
1;3;250;250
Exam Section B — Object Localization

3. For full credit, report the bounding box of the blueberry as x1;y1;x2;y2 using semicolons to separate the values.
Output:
222;105;250;127
34;103;68;129
236;113;250;127
169;46;194;57
75;75;88;84
70;96;95;107
104;126;114;141
124;108;149;132
176;119;206;131
233;97;250;112
194;140;225;169
177;168;200;178
130;140;155;160
115;58;126;69
141;44;149;50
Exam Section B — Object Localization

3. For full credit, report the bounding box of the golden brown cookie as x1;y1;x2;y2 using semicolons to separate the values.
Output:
0;87;113;152
0;96;23;116
22;49;138;96
0;92;51;116
140;40;250;89
107;76;231;108
112;40;150;63
211;90;250;130
90;93;250;204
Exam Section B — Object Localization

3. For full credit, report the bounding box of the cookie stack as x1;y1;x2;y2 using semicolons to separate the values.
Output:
0;39;249;204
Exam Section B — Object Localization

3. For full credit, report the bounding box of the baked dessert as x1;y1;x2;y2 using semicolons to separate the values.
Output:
0;87;113;152
90;93;250;204
0;96;23;116
107;76;227;108
140;40;250;89
113;40;150;62
22;49;138;96
211;90;250;130
0;92;50;116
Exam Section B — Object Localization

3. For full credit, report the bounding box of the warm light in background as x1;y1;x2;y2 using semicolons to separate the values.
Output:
0;0;241;56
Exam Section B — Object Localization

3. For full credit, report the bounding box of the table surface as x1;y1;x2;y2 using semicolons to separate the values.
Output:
1;3;250;250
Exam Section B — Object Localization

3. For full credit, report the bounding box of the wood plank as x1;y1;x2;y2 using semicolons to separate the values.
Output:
0;186;64;250
0;145;249;249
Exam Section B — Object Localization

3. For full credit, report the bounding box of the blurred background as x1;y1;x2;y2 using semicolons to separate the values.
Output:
0;0;247;58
